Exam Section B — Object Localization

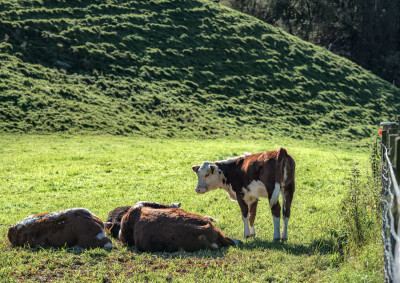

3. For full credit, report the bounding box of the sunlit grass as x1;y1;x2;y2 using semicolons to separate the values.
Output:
0;135;382;281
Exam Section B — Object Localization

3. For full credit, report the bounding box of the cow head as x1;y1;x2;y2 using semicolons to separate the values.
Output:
104;222;114;235
192;162;222;194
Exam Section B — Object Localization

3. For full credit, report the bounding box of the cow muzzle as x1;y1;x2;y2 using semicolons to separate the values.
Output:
195;187;207;194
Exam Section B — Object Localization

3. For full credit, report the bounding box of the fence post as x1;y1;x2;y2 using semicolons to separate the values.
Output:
382;130;388;146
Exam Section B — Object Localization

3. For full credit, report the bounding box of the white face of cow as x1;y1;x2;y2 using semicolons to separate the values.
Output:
192;162;222;194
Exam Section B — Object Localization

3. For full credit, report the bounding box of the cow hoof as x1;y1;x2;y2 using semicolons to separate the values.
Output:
232;239;243;245
281;238;288;242
249;234;255;238
103;242;112;249
210;243;218;250
273;238;281;242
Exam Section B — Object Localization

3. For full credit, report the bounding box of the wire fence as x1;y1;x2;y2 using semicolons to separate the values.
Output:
381;118;400;283
381;143;400;282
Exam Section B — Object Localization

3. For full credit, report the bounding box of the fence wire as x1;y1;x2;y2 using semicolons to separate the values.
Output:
381;142;400;283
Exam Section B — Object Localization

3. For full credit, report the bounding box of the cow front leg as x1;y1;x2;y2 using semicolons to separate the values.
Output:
237;196;250;239
249;199;258;237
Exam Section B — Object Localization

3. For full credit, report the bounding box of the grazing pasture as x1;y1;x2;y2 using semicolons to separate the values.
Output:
0;135;381;281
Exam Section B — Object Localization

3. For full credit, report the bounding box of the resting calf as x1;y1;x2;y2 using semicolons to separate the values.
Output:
105;201;181;238
119;206;241;252
7;208;112;249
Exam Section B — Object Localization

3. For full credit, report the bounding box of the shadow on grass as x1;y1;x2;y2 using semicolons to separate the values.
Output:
7;237;335;259
238;237;336;255
125;245;233;259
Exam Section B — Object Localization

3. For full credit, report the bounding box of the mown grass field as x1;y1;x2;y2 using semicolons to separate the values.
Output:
0;135;382;282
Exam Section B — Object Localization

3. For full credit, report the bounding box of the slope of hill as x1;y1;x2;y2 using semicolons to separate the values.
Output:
0;0;399;140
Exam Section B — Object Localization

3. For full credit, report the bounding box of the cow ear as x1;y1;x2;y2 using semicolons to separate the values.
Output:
210;165;216;174
192;165;200;173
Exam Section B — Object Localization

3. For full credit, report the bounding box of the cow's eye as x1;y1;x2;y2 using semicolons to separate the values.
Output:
205;174;209;178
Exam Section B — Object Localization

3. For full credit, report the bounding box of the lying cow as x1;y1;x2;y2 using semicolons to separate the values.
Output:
7;208;112;249
118;205;241;252
105;201;181;238
192;148;295;241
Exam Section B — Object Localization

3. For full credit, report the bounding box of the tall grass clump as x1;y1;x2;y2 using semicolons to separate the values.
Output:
330;141;383;279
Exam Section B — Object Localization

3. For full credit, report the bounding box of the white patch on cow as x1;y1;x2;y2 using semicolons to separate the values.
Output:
103;242;112;249
273;216;280;240
243;180;268;204
210;243;218;249
242;215;251;238
216;152;251;165
270;183;280;208
14;208;95;230
281;217;289;240
96;230;107;240
283;166;288;182
222;183;237;201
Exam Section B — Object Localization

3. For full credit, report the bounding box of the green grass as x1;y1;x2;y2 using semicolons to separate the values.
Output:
0;0;399;141
0;135;382;281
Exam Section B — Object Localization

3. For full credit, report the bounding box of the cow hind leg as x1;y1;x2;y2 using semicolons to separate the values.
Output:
281;182;295;241
271;201;281;242
214;227;237;247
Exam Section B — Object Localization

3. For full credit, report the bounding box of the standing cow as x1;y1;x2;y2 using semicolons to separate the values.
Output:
192;148;295;241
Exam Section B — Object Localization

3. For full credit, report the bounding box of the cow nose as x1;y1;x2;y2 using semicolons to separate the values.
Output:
195;188;201;193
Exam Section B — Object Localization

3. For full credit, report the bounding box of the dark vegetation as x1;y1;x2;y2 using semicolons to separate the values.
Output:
0;0;399;140
224;0;400;87
330;142;382;269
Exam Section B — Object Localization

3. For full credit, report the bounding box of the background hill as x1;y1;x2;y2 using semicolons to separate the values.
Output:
0;0;399;140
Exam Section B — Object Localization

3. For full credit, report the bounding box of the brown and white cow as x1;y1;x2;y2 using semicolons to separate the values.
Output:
118;204;241;252
105;201;181;238
7;208;112;249
192;148;295;241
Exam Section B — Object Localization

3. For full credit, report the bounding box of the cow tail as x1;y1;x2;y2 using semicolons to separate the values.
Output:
277;147;295;186
275;148;285;185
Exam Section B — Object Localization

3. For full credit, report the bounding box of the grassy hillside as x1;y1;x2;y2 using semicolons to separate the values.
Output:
0;0;399;140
